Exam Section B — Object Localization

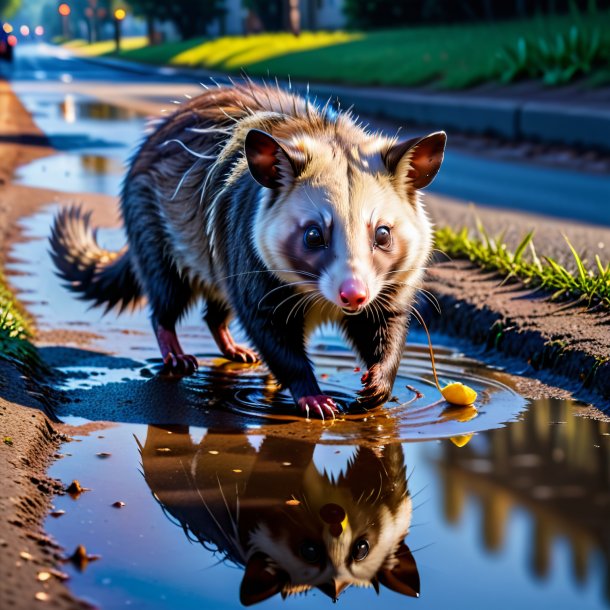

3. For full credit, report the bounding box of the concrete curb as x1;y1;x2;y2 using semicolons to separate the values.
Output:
76;52;610;152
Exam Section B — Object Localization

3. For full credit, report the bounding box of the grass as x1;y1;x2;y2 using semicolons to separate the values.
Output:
64;11;610;89
0;270;39;367
434;221;610;310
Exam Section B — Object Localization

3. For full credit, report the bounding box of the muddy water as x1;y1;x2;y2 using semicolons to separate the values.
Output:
10;95;610;609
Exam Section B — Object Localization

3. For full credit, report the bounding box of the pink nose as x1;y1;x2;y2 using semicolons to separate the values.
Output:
339;279;368;310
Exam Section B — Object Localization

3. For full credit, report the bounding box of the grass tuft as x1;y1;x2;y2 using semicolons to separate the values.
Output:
0;271;39;366
434;223;610;310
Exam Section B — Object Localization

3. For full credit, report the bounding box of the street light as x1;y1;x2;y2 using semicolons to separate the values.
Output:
114;8;126;52
58;3;71;39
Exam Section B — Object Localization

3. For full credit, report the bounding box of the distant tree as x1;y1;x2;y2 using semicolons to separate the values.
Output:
0;0;21;19
242;0;283;31
129;0;225;41
126;0;164;43
343;0;413;28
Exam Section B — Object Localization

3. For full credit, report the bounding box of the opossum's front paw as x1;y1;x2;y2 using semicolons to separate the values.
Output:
297;395;339;420
357;364;392;408
222;344;259;364
160;353;199;376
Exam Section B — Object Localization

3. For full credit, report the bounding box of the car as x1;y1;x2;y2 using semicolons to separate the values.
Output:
0;25;14;62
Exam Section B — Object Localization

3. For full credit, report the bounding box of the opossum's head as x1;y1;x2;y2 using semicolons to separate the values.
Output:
246;126;445;316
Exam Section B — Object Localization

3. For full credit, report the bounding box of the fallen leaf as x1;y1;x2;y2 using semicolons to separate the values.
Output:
441;382;477;406
450;434;474;448
65;480;90;498
64;545;100;571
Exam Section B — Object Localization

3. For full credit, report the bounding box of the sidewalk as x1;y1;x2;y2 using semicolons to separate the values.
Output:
77;52;610;152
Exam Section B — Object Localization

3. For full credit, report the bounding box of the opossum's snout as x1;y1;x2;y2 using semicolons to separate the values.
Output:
338;278;368;313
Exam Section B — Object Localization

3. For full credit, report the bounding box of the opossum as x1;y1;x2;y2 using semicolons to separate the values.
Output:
49;81;446;419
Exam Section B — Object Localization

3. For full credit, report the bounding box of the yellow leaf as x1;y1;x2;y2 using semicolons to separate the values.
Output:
441;382;477;406
450;434;473;447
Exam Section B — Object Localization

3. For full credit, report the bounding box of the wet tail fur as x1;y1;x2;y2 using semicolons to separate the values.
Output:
49;206;142;313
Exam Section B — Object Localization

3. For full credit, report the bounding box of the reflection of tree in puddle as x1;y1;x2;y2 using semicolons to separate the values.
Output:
59;99;143;122
437;398;610;602
138;426;419;604
80;155;123;175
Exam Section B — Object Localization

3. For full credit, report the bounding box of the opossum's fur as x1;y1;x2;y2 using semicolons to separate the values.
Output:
50;80;445;413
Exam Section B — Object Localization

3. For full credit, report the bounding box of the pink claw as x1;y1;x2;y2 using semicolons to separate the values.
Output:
297;395;339;420
160;353;199;376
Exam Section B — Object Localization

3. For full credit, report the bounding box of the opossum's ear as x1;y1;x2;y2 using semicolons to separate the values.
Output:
376;541;420;598
240;552;288;606
245;129;300;189
384;131;446;190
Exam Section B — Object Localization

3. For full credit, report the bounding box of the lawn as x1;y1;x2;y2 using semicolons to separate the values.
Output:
65;11;610;89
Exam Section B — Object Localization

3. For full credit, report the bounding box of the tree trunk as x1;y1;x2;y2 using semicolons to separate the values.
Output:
146;15;156;45
285;0;301;36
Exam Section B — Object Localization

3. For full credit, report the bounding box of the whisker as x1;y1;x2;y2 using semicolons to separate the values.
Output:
257;281;316;310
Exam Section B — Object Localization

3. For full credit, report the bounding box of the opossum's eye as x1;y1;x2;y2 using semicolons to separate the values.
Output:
374;226;392;250
352;539;370;561
304;225;325;249
300;541;324;564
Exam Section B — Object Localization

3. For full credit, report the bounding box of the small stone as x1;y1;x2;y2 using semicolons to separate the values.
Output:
35;592;49;602
50;510;65;518
37;572;51;582
111;501;125;508
20;551;33;561
96;452;111;459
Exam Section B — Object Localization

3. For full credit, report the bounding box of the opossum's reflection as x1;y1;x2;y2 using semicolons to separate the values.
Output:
139;426;419;605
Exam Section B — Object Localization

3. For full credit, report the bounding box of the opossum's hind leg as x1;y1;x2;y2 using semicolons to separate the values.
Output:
204;299;259;364
123;176;198;376
154;321;199;376
150;277;198;375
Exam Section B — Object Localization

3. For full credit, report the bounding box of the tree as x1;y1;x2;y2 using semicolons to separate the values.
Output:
129;0;226;41
0;0;21;19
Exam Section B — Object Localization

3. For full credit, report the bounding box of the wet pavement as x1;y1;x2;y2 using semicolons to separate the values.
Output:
3;42;610;609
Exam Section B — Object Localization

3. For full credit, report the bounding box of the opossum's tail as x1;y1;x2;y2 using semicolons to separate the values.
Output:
49;206;142;313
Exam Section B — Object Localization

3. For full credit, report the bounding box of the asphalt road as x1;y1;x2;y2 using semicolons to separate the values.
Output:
5;42;610;227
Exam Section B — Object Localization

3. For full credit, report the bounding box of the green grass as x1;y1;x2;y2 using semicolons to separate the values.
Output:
434;221;610;310
0;270;38;367
65;11;610;89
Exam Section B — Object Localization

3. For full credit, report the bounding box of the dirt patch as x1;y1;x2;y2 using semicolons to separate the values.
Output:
425;260;610;410
0;80;91;610
0;362;92;610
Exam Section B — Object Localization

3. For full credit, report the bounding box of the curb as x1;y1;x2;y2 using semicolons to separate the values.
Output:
74;52;610;152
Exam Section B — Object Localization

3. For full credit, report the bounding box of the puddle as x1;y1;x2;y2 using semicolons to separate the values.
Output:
15;154;125;194
14;93;146;196
8;198;610;607
45;399;609;610
7;65;609;610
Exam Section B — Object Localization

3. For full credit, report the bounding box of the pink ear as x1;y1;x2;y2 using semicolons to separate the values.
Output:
240;552;287;606
244;129;299;189
376;541;420;598
384;131;447;189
